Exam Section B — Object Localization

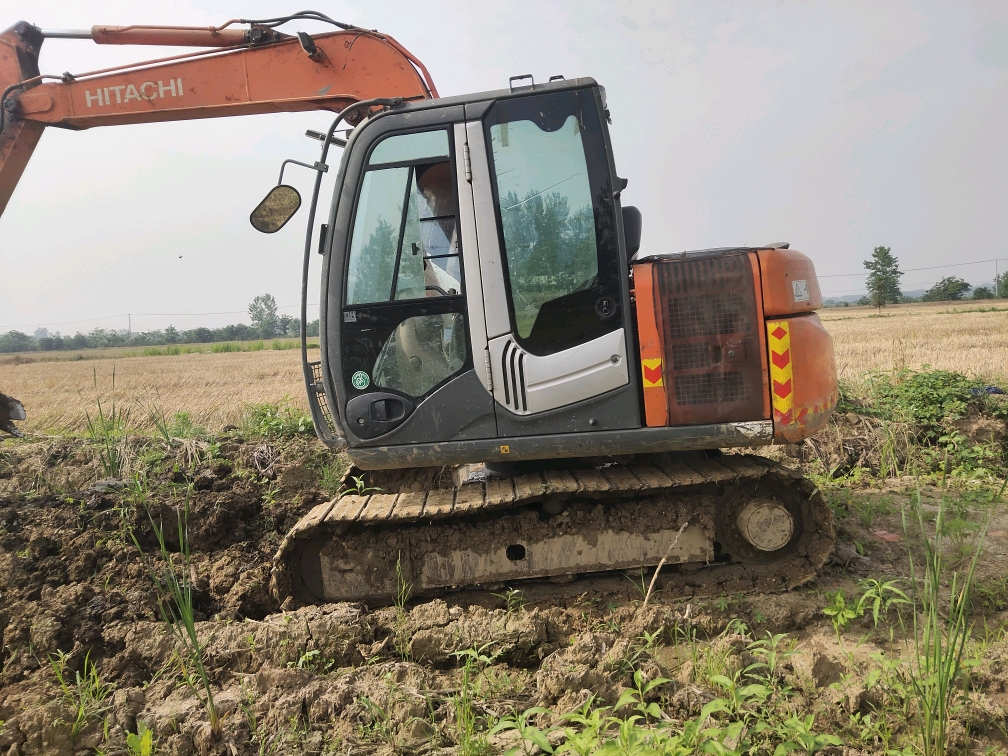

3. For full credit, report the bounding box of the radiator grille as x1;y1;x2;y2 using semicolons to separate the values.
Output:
653;252;765;424
674;372;750;405
670;342;711;370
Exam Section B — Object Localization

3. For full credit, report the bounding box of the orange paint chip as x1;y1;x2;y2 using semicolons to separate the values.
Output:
872;530;901;543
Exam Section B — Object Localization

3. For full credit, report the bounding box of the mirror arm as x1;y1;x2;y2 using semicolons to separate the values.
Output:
278;157;328;185
299;96;406;447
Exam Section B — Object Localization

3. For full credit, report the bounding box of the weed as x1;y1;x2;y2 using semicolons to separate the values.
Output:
452;644;499;755
903;485;991;756
489;707;554;755
492;587;526;614
85;367;132;479
49;649;113;739
317;456;349;497
767;713;843;756
358;695;397;746
242;399;313;438
854;497;892;529
132;488;219;735
619;629;662;677
822;590;859;644
125;721;155;756
746;632;797;691
858;578;909;627
393;551;412;661
615;669;671;723
239;685;280;756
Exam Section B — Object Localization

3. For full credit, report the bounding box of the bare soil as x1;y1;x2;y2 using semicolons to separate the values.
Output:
1;431;1007;755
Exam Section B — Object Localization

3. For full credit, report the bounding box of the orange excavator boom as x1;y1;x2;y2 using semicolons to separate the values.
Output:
0;17;437;215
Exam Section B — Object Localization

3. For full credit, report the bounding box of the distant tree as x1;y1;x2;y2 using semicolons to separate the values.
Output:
856;296;871;306
69;333;88;349
33;327;49;340
249;293;280;338
864;246;903;308
995;272;1008;299
0;331;35;353
922;276;971;302
37;337;55;351
185;327;213;343
972;286;995;300
277;314;297;337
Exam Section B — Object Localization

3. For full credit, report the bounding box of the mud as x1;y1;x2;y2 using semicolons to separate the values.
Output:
2;431;1008;755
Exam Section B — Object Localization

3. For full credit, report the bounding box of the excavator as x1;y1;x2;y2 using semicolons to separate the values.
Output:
0;14;839;606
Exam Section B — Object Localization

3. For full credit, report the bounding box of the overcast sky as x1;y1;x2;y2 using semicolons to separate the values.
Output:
1;0;1006;334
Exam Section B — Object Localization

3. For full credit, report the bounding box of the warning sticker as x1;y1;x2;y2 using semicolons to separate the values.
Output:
641;358;663;387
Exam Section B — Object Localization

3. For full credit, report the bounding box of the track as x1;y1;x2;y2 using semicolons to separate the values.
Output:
270;453;834;606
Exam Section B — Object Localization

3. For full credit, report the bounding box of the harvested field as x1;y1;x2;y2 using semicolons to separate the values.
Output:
0;349;317;434
820;300;1008;382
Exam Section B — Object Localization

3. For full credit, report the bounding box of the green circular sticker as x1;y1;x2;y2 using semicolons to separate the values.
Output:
351;371;370;390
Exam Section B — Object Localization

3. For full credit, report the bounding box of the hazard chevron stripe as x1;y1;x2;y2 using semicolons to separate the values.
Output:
766;320;794;423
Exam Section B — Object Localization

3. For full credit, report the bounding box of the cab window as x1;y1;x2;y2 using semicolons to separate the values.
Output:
345;130;461;305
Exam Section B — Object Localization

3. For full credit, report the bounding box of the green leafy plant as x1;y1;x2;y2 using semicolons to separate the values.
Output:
132;488;219;735
242;399;313;438
858;578;909;627
822;590;859;644
451;644;499;755
615;669;671;723
492;587;526;614
49;649;113;739
125;721;155;756
771;714;843;756
489;707;555;756
746;632;797;691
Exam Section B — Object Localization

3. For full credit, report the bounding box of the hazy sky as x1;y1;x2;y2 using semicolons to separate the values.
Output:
1;0;1006;334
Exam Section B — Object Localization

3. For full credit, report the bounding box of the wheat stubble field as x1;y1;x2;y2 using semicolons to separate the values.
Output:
1;300;1006;433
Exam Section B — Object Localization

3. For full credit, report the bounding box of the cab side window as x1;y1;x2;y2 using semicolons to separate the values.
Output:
346;130;462;305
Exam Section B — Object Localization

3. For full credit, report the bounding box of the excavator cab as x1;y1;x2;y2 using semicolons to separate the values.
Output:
311;79;645;462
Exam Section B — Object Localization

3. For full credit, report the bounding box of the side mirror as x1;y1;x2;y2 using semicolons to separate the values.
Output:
250;185;302;234
622;205;642;259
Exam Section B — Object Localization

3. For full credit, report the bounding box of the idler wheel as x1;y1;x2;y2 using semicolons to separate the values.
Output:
736;499;794;552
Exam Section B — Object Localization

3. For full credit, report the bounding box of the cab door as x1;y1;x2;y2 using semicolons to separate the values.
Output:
336;126;495;445
466;86;639;435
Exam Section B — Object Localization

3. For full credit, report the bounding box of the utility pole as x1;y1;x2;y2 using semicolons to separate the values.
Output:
128;314;131;341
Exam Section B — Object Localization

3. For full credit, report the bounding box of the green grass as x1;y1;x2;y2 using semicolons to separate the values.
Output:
904;486;990;756
84;366;131;479
49;649;113;739
132;488;220;736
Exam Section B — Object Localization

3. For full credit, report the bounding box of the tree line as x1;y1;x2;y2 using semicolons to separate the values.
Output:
860;246;1005;307
0;294;319;354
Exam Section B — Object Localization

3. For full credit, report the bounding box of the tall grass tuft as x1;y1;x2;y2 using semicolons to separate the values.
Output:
84;366;131;478
132;487;219;735
902;480;1001;756
49;649;113;738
